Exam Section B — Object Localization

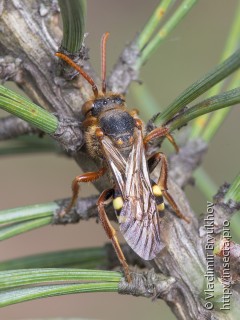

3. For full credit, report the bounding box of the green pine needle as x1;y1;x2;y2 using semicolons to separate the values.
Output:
0;268;121;290
0;202;57;225
0;283;118;307
0;268;121;307
0;247;107;270
225;173;240;203
0;217;52;241
194;167;218;200
59;0;87;53
139;0;197;65
0;86;58;134
155;48;240;126
168;87;240;132
191;1;240;138
137;0;174;50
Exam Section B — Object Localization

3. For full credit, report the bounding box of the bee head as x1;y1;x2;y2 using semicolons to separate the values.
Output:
82;95;125;117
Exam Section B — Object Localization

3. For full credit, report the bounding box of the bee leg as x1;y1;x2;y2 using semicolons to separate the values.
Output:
144;127;179;153
82;116;98;128
156;152;190;223
60;167;107;217
147;151;190;222
147;152;162;173
98;188;132;283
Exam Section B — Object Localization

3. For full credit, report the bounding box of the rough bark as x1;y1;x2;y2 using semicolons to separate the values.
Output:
0;1;239;319
0;116;41;139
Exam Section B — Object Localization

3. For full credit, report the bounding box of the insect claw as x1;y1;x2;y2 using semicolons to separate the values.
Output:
59;210;67;218
126;273;132;283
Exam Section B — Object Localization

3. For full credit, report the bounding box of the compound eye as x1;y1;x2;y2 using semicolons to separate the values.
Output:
92;99;106;116
115;96;124;105
82;100;94;116
95;100;103;108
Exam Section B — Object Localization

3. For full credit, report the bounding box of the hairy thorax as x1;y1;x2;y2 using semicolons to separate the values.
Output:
82;94;141;161
84;108;136;160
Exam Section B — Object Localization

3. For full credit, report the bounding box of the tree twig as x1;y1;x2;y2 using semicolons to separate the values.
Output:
107;38;140;94
0;55;23;82
0;116;41;140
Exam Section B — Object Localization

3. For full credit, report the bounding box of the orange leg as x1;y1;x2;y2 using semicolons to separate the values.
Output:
82;116;98;128
60;167;107;216
155;152;189;223
97;188;132;282
144;127;179;153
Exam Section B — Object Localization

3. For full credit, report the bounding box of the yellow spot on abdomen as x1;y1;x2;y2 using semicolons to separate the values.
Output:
152;184;162;196
157;203;165;211
113;196;124;211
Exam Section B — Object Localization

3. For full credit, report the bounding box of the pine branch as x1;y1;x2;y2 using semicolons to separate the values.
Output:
0;55;23;82
0;116;41;140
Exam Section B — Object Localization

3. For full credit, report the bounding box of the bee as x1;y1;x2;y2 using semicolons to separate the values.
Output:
56;32;189;282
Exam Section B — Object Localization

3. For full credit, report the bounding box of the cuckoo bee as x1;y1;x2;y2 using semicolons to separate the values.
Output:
56;33;189;282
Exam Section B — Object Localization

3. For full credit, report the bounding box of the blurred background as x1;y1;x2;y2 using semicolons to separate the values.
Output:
1;0;239;319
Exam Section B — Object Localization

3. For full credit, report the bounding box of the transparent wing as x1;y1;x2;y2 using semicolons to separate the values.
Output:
101;128;162;260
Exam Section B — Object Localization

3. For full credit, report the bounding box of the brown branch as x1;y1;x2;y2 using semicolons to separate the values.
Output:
0;116;41;140
51;116;84;154
0;55;23;82
215;238;240;286
211;183;240;233
53;195;99;224
118;268;177;298
0;0;89;118
168;138;208;188
107;37;140;94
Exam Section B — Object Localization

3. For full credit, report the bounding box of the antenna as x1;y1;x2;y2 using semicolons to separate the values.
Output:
55;52;99;98
101;32;110;94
